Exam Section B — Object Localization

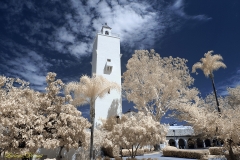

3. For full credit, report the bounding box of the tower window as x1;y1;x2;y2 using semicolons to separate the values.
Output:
105;31;109;35
108;89;110;94
107;59;111;62
107;66;112;72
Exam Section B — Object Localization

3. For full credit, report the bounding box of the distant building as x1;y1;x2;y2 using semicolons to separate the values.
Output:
166;125;221;149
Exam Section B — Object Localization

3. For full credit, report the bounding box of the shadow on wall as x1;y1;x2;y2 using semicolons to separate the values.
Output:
107;99;121;118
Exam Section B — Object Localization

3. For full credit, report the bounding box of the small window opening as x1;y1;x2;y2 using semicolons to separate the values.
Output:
108;89;110;94
105;31;109;35
107;66;112;72
107;59;111;62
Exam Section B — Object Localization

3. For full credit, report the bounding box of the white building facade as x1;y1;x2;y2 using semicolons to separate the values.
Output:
91;23;122;125
166;125;221;149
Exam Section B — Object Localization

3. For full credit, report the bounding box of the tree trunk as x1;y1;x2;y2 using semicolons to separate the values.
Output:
228;140;235;160
134;145;140;158
90;104;95;160
3;151;5;160
210;74;221;113
57;146;64;160
131;145;134;158
120;147;123;159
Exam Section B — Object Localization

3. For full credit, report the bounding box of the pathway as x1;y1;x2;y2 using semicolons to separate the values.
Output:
119;152;197;160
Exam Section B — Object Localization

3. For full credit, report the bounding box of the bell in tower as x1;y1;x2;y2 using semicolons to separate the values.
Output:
101;23;112;36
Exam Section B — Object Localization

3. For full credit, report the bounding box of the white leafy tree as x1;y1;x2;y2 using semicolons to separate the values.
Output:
101;112;168;158
0;73;91;159
74;128;108;160
227;86;240;109
174;86;240;160
0;76;43;155
65;74;120;160
123;49;198;121
39;72;91;158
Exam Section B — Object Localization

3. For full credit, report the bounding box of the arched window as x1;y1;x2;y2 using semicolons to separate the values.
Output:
105;31;109;35
168;139;175;147
178;139;186;149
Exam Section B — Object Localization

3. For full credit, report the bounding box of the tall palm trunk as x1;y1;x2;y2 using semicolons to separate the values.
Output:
210;74;221;113
90;102;95;160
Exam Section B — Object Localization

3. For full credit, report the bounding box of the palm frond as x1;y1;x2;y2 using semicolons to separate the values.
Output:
212;62;227;71
65;75;120;107
192;62;203;73
192;50;226;77
212;54;223;61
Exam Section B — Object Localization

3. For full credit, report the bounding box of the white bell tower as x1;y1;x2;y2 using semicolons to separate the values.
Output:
91;23;122;125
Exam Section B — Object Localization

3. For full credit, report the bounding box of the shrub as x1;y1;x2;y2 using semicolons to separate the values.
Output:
208;147;240;160
200;155;227;160
122;149;144;157
114;157;122;160
163;147;209;159
163;146;178;150
225;154;240;160
102;146;120;158
209;147;224;155
103;157;111;160
144;148;150;153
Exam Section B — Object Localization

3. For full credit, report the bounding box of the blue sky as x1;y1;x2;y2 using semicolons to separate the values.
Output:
0;0;240;122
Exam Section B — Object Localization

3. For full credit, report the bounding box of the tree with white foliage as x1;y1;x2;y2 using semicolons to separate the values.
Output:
174;86;240;160
39;72;91;158
122;49;198;121
65;74;120;160
227;86;240;109
101;112;168;158
0;76;43;155
0;73;91;159
74;128;108;160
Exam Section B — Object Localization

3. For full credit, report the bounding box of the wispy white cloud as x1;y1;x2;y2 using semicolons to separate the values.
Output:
217;68;240;96
0;0;211;90
0;42;51;91
1;0;211;58
169;0;211;21
57;27;75;43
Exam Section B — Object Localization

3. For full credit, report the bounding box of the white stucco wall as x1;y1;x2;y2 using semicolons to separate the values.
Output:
92;29;122;125
35;147;76;159
167;126;194;136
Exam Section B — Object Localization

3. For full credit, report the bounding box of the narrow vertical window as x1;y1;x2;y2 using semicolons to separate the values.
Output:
107;66;112;72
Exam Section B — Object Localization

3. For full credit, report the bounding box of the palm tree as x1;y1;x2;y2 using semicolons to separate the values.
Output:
192;50;226;113
65;74;120;160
